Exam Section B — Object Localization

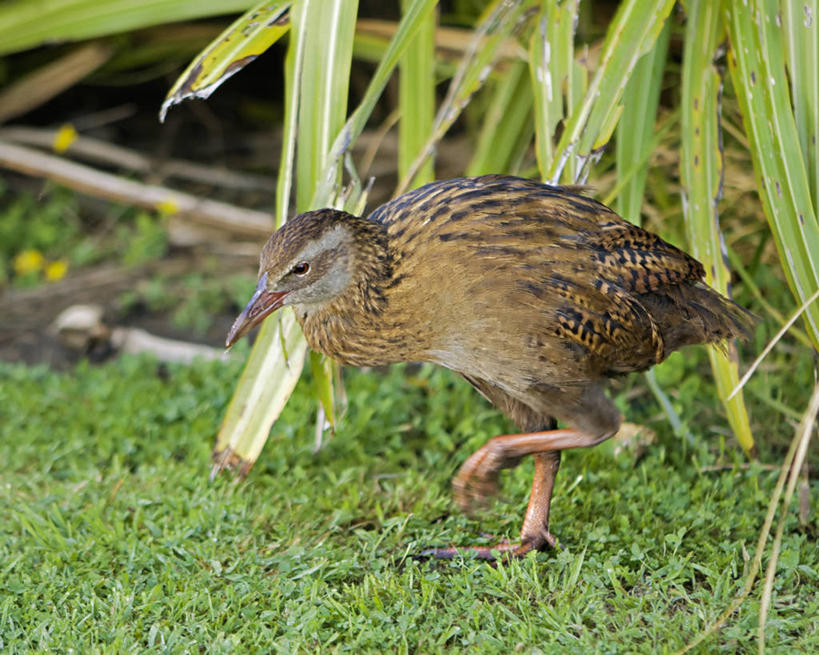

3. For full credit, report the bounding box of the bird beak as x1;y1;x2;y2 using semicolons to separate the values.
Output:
225;273;289;348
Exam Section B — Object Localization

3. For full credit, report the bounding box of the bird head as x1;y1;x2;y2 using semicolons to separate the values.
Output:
226;209;364;348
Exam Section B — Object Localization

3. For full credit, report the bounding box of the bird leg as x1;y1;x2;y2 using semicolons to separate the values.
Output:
453;428;607;512
517;451;561;553
426;428;610;561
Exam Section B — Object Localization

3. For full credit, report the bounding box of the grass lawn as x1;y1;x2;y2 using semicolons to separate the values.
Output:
1;351;817;653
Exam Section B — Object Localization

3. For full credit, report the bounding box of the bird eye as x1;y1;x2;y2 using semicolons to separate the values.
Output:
292;261;310;276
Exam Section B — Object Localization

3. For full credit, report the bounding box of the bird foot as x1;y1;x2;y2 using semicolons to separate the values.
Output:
452;442;523;514
420;533;558;562
451;472;499;515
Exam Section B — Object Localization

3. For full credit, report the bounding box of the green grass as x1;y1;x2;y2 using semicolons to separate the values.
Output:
1;354;817;653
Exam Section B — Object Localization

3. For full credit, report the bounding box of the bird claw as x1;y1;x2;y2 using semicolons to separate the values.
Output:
419;534;557;562
419;542;516;561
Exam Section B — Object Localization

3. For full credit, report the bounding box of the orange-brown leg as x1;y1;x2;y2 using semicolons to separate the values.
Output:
516;450;561;553
424;428;610;561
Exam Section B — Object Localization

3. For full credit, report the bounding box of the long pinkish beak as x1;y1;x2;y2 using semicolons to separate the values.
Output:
225;273;289;348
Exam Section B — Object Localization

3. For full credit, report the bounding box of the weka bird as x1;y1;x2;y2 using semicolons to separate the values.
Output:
227;175;753;559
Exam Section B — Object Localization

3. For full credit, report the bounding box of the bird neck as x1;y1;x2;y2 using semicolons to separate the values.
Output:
296;216;407;366
345;216;393;317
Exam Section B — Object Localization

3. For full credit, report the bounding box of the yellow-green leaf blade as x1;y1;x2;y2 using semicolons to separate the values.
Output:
213;0;360;474
212;309;308;476
161;2;292;122
681;0;754;456
295;0;359;212
313;0;440;207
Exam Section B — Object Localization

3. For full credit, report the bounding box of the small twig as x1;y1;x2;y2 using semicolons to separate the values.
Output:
355;18;526;62
645;369;695;446
0;126;273;192
798;461;811;526
0;140;273;238
698;463;780;473
758;382;819;653
728;288;819;400
110;327;233;364
359;108;400;179
71;104;138;131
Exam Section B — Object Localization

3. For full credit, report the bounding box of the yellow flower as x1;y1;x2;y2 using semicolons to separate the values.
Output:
45;259;69;282
13;249;44;275
53;124;78;154
156;199;179;216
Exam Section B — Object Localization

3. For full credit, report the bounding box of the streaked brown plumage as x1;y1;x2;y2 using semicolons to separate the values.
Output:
228;174;753;559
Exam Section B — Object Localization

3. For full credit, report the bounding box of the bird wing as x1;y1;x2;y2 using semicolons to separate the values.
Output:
373;175;707;370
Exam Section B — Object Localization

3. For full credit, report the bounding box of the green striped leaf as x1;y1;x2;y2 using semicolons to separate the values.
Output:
548;0;675;183
680;0;754;456
783;0;819;211
529;0;579;178
726;0;819;348
313;0;439;204
0;0;256;56
467;59;534;176
614;19;669;225
393;0;531;196
399;0;436;188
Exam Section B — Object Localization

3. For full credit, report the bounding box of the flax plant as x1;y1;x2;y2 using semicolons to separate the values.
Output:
8;0;819;475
